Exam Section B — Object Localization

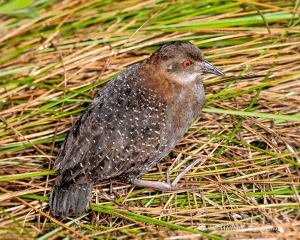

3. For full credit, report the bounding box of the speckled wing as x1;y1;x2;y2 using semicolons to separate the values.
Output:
54;64;170;188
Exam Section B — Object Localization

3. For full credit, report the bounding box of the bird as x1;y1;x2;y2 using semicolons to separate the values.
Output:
49;41;225;218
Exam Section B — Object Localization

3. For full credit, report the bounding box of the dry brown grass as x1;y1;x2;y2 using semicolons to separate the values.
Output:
0;0;300;239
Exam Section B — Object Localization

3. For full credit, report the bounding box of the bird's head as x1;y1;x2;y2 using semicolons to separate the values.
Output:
149;41;225;85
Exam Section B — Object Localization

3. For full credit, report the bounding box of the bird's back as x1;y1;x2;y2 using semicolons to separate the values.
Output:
53;63;175;189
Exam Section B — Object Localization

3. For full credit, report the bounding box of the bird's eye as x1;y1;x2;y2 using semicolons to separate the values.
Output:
183;60;192;68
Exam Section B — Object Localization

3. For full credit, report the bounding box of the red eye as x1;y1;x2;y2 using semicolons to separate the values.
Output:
183;60;192;68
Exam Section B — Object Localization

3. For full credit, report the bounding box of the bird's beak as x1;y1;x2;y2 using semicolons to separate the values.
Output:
202;60;226;77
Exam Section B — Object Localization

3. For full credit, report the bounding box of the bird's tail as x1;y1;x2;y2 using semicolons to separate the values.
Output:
49;183;93;219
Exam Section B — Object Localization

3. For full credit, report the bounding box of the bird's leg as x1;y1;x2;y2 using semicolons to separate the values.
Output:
166;166;171;185
160;166;171;204
132;157;205;191
133;178;175;190
109;179;113;195
171;157;205;186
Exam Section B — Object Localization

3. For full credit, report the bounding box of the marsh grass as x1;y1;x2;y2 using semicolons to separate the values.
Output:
0;0;300;239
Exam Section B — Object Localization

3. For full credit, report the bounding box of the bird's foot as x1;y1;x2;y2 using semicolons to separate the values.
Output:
132;157;205;191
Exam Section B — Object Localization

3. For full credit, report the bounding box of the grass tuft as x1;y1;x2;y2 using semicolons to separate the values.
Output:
0;0;299;238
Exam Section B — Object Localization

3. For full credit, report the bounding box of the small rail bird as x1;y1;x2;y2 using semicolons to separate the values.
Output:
49;41;225;218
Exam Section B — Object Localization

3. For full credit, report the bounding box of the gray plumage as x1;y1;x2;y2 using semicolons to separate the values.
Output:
49;41;225;218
